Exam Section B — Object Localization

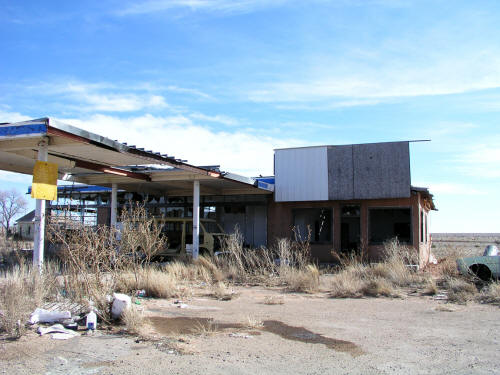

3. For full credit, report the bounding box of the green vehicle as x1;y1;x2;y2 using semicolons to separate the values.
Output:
153;217;227;260
456;245;500;281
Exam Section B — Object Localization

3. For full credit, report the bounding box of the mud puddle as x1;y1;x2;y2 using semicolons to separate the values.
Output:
149;317;244;335
262;320;364;357
149;317;363;356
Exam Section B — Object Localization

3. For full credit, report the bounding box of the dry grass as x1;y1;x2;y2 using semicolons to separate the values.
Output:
434;304;457;312
329;269;366;298
445;277;477;304
0;262;59;338
190;320;218;336
478;282;500;305
263;295;285;305
121;305;145;334
245;315;263;329
361;278;398;297
209;281;238;301
329;239;427;298
116;267;189;299
423;278;438;295
283;264;320;293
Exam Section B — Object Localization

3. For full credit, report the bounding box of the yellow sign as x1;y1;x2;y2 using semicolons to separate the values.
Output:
31;161;58;200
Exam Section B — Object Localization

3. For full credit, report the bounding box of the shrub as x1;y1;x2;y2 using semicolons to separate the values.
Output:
478;282;500;305
0;262;58;338
283;264;320;293
445;277;477;304
121;305;145;334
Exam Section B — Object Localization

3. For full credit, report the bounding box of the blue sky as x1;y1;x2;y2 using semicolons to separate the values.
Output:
0;0;499;232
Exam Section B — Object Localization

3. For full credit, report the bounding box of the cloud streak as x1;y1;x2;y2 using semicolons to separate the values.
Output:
116;0;289;16
57;113;302;176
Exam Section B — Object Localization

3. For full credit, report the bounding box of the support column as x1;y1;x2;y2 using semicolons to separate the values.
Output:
33;137;48;272
110;183;117;227
192;180;200;259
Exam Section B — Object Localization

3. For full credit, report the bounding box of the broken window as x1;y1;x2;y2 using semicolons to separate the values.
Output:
369;208;412;244
293;208;332;243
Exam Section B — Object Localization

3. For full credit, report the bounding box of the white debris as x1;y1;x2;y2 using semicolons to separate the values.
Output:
111;293;131;319
30;308;71;324
38;324;79;340
229;333;253;339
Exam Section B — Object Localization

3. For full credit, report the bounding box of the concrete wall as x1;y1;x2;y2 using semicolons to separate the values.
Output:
268;191;429;264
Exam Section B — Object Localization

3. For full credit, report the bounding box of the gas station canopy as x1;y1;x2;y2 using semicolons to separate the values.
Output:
0;117;273;194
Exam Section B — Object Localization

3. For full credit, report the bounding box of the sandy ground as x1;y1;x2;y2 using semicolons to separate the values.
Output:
1;284;499;375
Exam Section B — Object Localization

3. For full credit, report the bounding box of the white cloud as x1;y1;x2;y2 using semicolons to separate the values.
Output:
166;86;212;99
457;146;500;179
117;0;289;16
0;109;32;123
247;64;500;103
57;113;302;175
80;93;168;112
0;171;32;184
25;81;172;113
189;112;239;126
424;183;485;196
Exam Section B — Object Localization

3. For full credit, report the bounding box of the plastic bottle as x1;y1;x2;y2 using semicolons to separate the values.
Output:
86;310;97;330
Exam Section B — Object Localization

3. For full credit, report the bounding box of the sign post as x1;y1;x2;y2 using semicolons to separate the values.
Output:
31;137;58;272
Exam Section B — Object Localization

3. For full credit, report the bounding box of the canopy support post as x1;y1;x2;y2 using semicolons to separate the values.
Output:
33;137;48;272
192;180;200;259
111;183;117;227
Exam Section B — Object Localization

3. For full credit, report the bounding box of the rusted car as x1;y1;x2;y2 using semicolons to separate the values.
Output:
456;245;500;281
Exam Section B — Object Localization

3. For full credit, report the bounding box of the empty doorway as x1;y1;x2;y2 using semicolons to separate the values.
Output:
341;205;360;253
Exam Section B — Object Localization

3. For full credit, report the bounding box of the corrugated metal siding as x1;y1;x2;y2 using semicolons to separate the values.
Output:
275;147;328;202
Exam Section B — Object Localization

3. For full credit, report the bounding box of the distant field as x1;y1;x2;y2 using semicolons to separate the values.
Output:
430;233;500;259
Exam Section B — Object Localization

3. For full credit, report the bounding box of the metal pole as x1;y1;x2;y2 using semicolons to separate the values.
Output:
110;183;117;227
192;180;200;259
33;137;49;272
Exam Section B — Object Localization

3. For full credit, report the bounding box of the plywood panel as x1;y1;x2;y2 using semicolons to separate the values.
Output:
353;142;410;199
327;145;354;200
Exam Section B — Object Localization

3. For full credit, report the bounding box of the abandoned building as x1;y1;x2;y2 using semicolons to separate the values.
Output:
0;118;436;267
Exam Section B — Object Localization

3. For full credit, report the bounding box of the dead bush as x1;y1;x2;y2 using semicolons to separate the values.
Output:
329;239;427;298
283;264;320;293
245;315;263;329
445;277;477;304
117;267;186;299
122;305;145;334
263;295;285;305
329;268;366;298
478;282;500;305
361;278;397;297
48;223;120;321
379;239;423;287
423;277;438;295
0;262;58;337
209;281;238;300
195;256;224;283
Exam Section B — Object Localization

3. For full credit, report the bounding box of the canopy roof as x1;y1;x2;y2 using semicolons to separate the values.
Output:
0;117;273;196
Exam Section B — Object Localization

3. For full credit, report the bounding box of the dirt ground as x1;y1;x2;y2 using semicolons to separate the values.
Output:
1;283;499;375
431;233;500;259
